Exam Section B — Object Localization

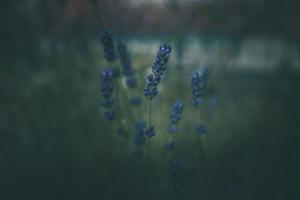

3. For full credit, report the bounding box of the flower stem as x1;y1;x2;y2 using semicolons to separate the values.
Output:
145;99;153;200
148;99;152;127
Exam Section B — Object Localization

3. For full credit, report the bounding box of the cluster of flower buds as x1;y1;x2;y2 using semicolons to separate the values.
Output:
191;68;209;105
100;68;116;120
145;126;156;138
144;43;172;99
168;100;184;133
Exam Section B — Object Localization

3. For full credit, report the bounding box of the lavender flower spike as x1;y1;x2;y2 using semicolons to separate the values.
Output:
144;43;172;99
100;68;116;120
191;68;209;106
168;100;184;133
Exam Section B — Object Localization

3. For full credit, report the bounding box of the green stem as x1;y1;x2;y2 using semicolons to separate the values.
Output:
196;106;209;199
114;75;122;123
148;99;152;127
145;99;153;200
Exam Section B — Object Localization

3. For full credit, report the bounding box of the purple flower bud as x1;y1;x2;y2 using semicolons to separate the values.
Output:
168;100;184;133
100;28;117;63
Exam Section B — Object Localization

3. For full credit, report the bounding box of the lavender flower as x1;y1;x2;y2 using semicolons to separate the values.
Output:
101;69;114;107
100;28;117;63
144;43;171;99
145;126;156;138
104;110;116;121
151;43;172;78
191;68;208;105
117;40;135;76
168;100;184;133
100;68;116;120
144;43;172;139
117;40;137;88
144;73;158;99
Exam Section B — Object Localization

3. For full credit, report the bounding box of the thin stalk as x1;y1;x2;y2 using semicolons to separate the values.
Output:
145;99;153;200
148;99;152;127
113;66;123;130
196;106;209;199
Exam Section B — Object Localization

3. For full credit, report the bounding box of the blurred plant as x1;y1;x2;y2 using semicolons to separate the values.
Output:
100;28;117;63
191;68;209;106
164;100;184;152
191;66;211;132
168;100;184;133
116;40;137;88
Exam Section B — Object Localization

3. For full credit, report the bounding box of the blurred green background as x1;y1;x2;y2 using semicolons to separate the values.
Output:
1;0;300;199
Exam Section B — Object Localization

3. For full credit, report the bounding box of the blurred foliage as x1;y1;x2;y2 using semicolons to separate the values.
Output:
1;39;299;199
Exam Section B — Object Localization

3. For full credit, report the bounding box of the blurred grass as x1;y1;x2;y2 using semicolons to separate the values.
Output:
0;38;299;200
